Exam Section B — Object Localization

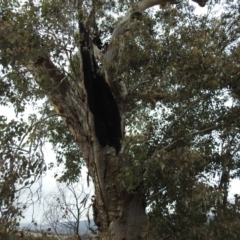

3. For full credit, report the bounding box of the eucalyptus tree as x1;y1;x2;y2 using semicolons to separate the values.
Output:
1;0;240;239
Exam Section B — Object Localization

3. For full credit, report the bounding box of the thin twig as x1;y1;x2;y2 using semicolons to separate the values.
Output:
129;80;152;93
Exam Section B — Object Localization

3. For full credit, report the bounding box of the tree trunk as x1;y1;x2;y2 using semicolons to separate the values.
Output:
21;37;147;240
24;53;147;239
81;142;147;240
75;11;148;239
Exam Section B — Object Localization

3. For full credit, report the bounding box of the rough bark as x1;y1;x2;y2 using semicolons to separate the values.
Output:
23;53;147;239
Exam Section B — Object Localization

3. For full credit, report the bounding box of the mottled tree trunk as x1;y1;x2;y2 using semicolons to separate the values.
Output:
80;140;147;240
26;55;147;239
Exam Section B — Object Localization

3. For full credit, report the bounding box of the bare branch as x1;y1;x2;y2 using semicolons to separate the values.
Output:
93;43;103;62
129;80;152;93
119;0;171;25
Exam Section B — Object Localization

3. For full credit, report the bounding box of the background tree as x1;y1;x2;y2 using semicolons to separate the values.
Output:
0;114;45;236
43;181;91;239
0;0;240;240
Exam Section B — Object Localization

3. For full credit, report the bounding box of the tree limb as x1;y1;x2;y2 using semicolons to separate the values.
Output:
151;124;223;160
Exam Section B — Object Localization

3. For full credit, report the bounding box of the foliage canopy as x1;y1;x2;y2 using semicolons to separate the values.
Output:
0;0;240;239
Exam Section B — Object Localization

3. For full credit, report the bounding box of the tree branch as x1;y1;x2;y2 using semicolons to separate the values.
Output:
151;124;223;160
